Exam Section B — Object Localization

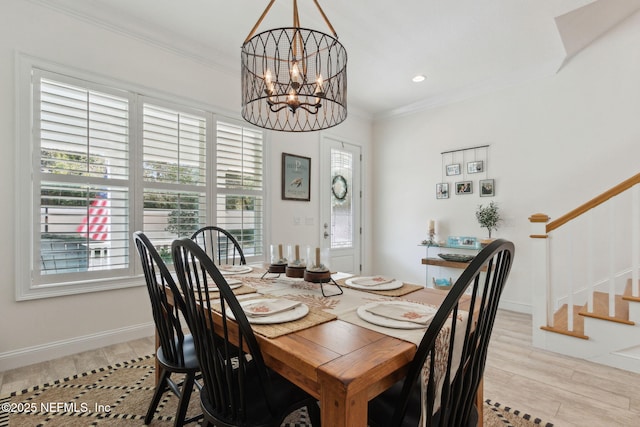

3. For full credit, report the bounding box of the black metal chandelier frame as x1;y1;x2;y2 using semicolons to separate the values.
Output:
241;0;347;132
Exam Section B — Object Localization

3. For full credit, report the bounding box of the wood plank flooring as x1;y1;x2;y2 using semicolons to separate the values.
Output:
2;310;640;426
485;310;640;426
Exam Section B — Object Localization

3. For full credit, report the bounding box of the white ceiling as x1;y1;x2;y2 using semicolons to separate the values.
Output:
36;0;640;118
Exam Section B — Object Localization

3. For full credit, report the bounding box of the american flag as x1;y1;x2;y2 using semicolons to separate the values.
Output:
77;191;110;241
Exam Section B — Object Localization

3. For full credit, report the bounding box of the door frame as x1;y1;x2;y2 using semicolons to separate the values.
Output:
319;135;362;274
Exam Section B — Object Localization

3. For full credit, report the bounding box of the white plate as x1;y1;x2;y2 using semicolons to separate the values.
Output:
357;301;434;329
208;280;243;292
230;299;309;324
346;276;403;291
218;265;253;275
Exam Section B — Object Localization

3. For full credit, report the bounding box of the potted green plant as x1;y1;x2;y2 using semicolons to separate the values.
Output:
475;201;501;245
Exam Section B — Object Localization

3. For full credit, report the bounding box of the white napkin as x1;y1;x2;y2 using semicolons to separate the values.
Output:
207;278;243;292
219;264;246;272
365;303;436;325
219;265;251;275
243;299;302;317
351;276;395;287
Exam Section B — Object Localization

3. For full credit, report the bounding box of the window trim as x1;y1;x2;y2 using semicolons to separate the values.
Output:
15;54;268;301
33;69;135;285
16;57;144;300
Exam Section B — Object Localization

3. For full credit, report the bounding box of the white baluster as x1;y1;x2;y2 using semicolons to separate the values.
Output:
587;211;594;312
567;223;574;331
608;200;616;317
633;184;639;298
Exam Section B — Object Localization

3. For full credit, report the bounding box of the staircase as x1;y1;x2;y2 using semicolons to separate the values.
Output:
529;173;640;373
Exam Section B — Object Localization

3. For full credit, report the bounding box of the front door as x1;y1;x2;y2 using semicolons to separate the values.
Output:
320;136;361;274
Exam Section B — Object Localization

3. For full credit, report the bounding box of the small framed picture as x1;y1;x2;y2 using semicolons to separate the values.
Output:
446;164;461;176
436;183;449;199
455;181;473;195
467;161;483;174
480;179;495;197
282;153;311;201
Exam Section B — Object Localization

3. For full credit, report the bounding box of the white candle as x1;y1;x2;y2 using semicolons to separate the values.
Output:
429;220;435;235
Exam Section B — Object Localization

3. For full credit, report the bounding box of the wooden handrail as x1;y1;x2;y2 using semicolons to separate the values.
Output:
547;172;640;233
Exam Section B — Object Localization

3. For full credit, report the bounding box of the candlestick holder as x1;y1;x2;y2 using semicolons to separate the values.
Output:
262;243;287;278
427;230;436;246
284;244;306;278
304;247;342;297
303;269;343;297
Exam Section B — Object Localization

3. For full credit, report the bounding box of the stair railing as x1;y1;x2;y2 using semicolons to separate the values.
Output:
529;172;640;345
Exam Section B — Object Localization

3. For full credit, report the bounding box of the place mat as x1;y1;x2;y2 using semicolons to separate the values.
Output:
207;285;257;296
251;308;336;338
211;295;337;339
336;277;423;296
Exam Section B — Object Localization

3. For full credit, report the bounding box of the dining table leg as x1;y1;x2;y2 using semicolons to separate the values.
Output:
154;328;161;385
317;365;485;427
319;377;368;427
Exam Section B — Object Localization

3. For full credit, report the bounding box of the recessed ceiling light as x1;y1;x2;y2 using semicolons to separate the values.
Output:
412;75;426;83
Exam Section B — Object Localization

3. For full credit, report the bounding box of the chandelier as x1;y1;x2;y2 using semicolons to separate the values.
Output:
241;0;347;132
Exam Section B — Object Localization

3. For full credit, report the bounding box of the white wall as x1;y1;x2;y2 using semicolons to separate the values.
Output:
0;0;372;370
371;10;640;313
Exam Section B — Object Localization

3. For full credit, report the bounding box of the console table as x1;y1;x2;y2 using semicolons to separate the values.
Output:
420;244;480;288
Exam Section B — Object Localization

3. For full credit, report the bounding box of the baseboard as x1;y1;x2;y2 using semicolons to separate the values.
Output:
498;298;531;314
0;322;155;372
590;352;640;374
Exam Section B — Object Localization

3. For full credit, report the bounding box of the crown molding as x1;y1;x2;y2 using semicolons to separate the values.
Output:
26;0;238;76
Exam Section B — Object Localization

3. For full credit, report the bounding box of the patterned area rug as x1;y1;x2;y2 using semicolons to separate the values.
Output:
0;355;553;426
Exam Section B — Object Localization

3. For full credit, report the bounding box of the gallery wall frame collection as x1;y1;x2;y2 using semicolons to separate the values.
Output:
437;144;495;199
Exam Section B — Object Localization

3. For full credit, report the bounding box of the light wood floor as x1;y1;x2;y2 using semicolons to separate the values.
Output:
2;310;640;426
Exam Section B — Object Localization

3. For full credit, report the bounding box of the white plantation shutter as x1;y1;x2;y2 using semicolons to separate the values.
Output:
142;102;209;254
19;63;267;299
36;72;130;280
216;121;264;259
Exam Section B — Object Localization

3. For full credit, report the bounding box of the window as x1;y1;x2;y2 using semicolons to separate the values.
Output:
35;72;131;286
16;61;265;300
141;102;210;260
216;121;264;260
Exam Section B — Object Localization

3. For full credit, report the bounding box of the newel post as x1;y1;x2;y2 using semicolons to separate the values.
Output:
529;213;550;348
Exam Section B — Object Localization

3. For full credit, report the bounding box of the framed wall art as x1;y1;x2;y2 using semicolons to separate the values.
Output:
455;181;473;195
282;153;311;201
436;183;449;199
467;160;483;174
446;164;461;176
480;179;495;197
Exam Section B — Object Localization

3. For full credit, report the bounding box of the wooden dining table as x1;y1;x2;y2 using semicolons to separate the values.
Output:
164;272;483;427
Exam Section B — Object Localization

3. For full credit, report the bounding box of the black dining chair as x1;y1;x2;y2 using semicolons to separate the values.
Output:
191;225;246;266
132;232;202;427
368;239;515;427
171;237;321;427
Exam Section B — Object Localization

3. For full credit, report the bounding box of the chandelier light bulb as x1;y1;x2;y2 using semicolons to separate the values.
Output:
287;89;301;112
290;61;302;89
315;74;324;92
264;69;275;98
